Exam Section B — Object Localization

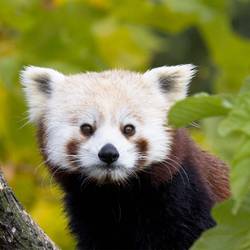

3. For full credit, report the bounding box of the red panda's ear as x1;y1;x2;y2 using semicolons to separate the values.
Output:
20;66;64;123
143;64;196;104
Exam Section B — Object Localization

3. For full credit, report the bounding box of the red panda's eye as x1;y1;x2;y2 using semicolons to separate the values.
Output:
80;124;94;136
123;124;136;137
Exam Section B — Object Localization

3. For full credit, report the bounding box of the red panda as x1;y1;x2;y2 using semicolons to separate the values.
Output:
21;65;230;250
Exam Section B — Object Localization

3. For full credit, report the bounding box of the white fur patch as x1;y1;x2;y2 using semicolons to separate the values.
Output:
143;64;196;106
20;66;64;122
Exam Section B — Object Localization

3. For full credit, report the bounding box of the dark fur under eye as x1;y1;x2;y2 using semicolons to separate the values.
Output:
80;124;94;136
123;124;136;137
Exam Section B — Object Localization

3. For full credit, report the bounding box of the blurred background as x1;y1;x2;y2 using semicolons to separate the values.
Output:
0;0;250;249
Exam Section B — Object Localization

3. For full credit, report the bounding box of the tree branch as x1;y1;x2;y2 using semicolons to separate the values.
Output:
0;171;59;250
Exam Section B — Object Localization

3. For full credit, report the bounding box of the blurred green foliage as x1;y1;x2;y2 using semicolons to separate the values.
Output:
0;0;250;249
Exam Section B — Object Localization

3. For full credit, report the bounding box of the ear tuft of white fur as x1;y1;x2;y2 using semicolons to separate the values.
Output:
20;66;64;88
20;66;64;123
143;64;196;104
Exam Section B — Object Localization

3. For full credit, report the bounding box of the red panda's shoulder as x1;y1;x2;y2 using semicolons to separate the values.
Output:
151;128;231;203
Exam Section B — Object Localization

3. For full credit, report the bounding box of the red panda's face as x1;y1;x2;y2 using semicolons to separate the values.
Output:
21;66;195;183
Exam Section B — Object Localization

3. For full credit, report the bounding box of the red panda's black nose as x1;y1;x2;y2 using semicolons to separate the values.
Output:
98;143;119;165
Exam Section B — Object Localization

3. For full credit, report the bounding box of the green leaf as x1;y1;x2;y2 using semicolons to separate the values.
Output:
168;93;231;128
231;158;250;213
218;92;250;136
192;198;250;250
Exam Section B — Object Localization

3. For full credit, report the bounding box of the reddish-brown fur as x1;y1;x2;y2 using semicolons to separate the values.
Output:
66;139;81;168
67;140;79;156
37;121;48;163
150;129;230;203
135;138;148;167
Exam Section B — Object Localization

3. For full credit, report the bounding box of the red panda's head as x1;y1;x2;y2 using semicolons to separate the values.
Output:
21;65;195;183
